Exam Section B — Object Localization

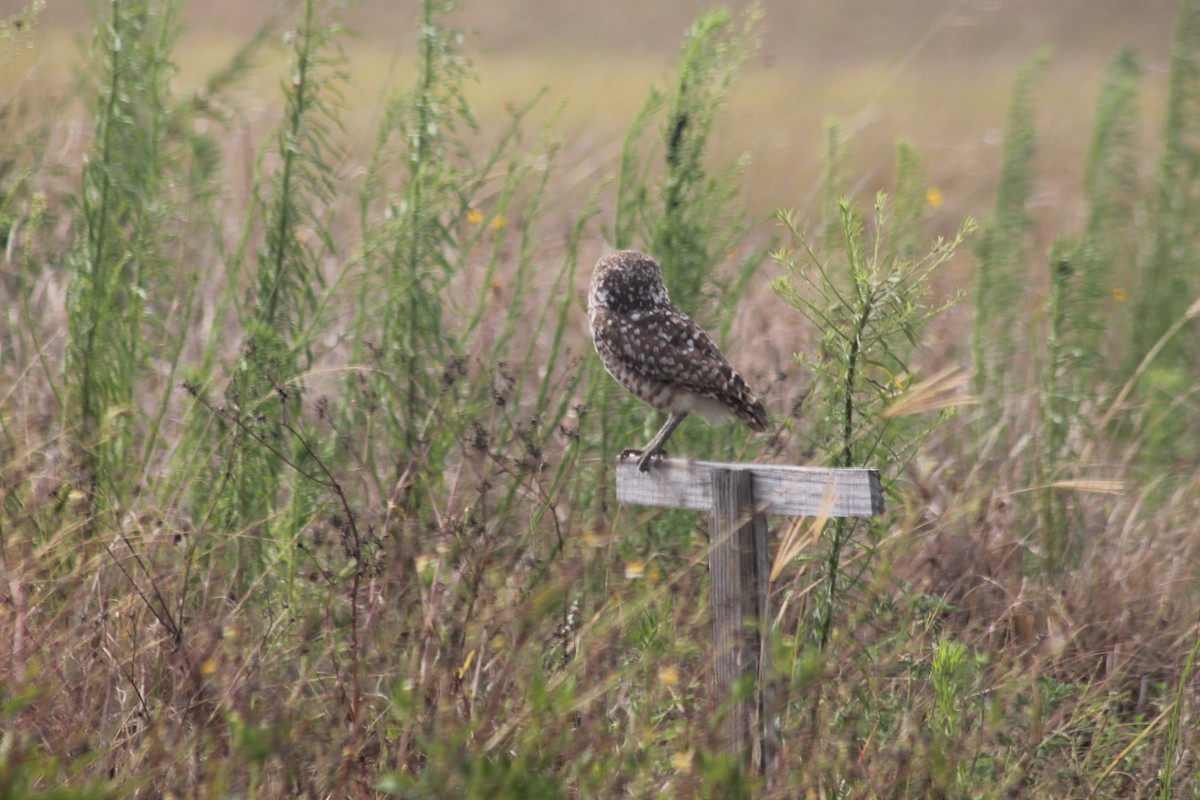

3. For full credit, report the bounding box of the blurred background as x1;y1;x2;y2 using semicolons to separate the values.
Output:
4;0;1182;220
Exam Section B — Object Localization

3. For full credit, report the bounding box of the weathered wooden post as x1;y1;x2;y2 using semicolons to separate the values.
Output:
616;459;884;774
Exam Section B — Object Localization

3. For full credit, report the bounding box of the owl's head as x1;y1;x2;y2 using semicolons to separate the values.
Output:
588;251;671;314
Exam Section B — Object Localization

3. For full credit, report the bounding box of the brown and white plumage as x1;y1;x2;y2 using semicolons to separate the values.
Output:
588;250;767;471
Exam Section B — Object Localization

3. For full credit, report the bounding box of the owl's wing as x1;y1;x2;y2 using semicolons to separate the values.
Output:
610;307;739;390
593;305;768;430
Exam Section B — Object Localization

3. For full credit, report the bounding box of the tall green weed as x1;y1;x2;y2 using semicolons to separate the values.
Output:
970;50;1046;431
66;0;185;514
604;5;769;508
772;186;972;646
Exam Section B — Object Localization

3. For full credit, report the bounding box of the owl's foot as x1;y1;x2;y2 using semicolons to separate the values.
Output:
620;447;667;472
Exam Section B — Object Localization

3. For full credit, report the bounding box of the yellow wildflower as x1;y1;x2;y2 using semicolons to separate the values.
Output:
657;665;680;686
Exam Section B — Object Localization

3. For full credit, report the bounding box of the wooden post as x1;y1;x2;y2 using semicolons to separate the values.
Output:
709;467;775;771
616;459;883;775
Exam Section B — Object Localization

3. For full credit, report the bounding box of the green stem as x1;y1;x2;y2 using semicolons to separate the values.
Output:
404;0;438;454
264;0;313;326
821;279;873;648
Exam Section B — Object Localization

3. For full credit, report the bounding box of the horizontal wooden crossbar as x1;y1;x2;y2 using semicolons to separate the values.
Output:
615;459;884;517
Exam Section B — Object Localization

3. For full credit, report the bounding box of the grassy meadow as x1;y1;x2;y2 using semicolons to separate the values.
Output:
2;0;1199;797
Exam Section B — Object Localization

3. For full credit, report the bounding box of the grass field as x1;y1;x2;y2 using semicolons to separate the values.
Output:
2;0;1199;797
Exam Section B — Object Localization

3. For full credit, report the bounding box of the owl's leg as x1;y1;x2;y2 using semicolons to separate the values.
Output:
627;411;688;472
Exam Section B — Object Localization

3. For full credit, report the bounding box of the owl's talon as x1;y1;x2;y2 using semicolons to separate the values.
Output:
635;449;667;472
618;448;667;470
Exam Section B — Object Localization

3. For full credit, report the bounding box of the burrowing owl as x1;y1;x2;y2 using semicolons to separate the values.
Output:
588;250;768;471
